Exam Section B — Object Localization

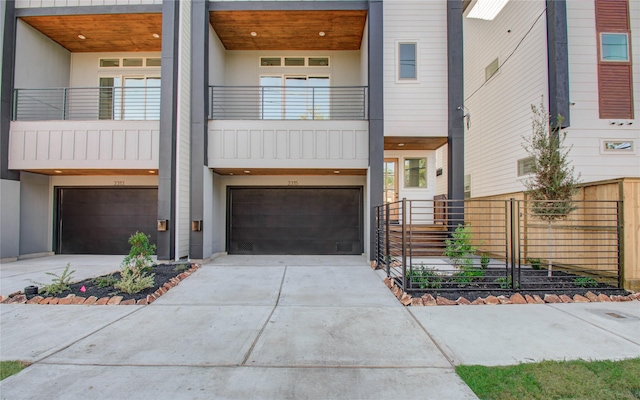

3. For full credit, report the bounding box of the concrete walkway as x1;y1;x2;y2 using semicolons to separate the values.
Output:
1;255;639;399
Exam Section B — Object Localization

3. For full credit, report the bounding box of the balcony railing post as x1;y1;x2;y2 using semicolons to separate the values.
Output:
62;87;67;120
401;198;407;291
385;203;390;276
12;89;18;120
312;87;315;120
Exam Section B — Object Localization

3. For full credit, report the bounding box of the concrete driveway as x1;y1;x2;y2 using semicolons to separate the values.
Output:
1;255;639;399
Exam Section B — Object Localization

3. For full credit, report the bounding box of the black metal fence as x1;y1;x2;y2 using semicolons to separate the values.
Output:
209;86;368;120
375;198;622;293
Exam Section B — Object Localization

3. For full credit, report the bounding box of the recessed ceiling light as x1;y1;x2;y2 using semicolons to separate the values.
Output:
250;32;257;37
78;34;86;40
398;143;405;147
319;31;325;37
54;170;62;173
334;170;340;174
152;33;160;39
244;170;251;174
229;173;233;176
148;170;155;174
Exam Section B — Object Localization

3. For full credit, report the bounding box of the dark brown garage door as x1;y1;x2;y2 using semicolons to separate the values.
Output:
56;187;158;255
228;187;362;255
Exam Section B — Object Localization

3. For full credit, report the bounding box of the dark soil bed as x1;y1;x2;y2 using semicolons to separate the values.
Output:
399;269;631;301
36;263;193;302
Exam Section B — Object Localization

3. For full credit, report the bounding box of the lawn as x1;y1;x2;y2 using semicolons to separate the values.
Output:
0;361;30;380
456;358;640;400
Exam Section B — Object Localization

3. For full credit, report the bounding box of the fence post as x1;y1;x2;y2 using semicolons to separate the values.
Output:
509;198;517;290
401;198;407;291
385;203;390;276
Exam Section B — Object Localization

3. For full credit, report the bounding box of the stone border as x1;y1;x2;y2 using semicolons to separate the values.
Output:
382;276;640;306
0;264;200;306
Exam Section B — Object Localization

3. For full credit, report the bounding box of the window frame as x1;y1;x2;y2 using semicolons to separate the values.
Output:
403;157;427;188
599;32;630;63
517;156;536;177
259;56;330;68
396;41;419;82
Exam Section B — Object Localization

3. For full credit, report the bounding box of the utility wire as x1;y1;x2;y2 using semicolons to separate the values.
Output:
464;7;548;103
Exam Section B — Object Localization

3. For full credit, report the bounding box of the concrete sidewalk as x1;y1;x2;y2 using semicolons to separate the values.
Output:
1;255;639;399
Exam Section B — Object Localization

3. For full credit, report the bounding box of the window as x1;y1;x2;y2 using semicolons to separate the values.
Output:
99;57;162;68
309;57;329;66
398;43;417;80
404;158;426;188
600;33;629;62
99;76;160;120
260;56;329;67
602;140;635;153
464;174;471;199
123;58;143;67
146;58;161;67
285;57;305;66
100;59;120;67
517;156;535;176
259;75;330;120
485;58;499;81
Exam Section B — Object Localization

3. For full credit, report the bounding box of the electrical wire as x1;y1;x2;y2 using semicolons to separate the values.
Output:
464;6;548;103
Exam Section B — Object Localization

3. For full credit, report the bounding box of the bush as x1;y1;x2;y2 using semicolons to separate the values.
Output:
114;232;157;294
32;263;75;296
409;266;443;289
480;253;490;269
444;224;477;270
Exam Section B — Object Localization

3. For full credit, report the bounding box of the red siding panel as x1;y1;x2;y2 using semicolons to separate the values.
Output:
595;0;629;31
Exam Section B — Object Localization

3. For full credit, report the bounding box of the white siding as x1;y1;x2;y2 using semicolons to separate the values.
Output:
208;120;368;169
463;0;549;198
15;20;70;89
175;0;191;259
9;120;159;170
384;150;437;204
209;26;226;85
435;144;448;196
16;0;161;8
383;0;447;137
564;0;640;181
360;16;368;86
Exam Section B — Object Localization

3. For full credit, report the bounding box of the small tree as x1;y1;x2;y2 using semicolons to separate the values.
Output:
522;99;580;276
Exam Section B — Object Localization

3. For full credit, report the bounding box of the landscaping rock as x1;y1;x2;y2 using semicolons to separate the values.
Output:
484;296;500;305
559;295;573;303
400;293;413;306
456;297;471;305
49;298;59;305
71;296;86;305
524;295;537;304
95;297;110;305
120;299;135;305
58;295;75;305
585;291;599;302
544;294;561;303
597;293;612;302
436;296;457;306
533;295;545;304
471;297;485;305
26;296;43;304
9;295;27;304
383;277;392;289
573;294;590;303
107;296;123;305
510;293;527;304
83;296;98;305
421;294;437;306
39;297;53;304
411;297;424;307
137;298;148;305
497;295;512;304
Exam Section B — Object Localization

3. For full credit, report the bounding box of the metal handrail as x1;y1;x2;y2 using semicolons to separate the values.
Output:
13;86;161;121
209;85;368;120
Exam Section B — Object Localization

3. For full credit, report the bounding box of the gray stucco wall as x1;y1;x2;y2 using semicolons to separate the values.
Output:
19;172;50;255
0;180;21;259
14;20;70;88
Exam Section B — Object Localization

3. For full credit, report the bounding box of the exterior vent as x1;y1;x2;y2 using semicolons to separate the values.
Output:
236;242;254;252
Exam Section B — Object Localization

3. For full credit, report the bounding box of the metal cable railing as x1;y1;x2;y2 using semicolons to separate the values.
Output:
13;87;161;121
209;86;368;120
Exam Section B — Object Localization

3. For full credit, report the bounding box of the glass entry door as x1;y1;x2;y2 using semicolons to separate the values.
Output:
383;158;399;221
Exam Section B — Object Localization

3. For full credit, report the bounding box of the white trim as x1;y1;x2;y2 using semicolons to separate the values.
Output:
599;32;630;62
258;56;331;68
600;139;636;154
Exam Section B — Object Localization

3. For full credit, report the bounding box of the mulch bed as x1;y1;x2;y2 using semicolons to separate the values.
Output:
1;263;198;305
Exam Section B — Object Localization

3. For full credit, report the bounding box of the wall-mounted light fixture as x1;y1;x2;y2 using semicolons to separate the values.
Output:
157;220;168;232
191;220;202;232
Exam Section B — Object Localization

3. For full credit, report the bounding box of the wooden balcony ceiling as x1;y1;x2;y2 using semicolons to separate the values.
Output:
384;137;448;151
213;168;367;176
20;14;162;52
210;10;367;50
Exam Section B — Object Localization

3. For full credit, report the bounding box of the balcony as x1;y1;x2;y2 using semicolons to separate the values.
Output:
209;86;368;121
13;86;161;121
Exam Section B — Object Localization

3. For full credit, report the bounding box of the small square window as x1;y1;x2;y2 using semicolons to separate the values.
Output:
517;156;535;176
308;57;329;67
100;58;120;67
260;57;281;66
404;158;426;188
604;141;633;151
485;58;500;81
399;43;417;80
601;33;629;62
285;57;305;66
123;58;143;67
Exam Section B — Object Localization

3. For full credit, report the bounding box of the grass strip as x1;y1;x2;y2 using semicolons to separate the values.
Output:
0;361;31;380
456;358;640;400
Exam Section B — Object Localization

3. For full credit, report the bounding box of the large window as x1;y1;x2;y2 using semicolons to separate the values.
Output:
99;76;160;120
398;42;417;80
600;33;629;62
404;158;427;188
260;75;329;120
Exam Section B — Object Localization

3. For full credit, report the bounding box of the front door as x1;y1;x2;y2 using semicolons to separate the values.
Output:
383;158;399;221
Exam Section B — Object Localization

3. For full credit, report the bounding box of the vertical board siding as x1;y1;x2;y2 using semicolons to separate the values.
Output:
622;178;640;290
463;0;548;198
208;121;368;169
383;0;447;136
9;121;159;169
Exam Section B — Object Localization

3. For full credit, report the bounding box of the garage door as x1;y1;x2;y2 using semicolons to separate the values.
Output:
56;188;158;255
228;187;362;255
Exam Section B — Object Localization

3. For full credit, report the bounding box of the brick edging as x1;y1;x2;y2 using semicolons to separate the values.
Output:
382;276;640;306
0;264;201;306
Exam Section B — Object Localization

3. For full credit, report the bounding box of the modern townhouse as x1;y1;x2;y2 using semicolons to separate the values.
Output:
435;0;639;290
1;1;464;263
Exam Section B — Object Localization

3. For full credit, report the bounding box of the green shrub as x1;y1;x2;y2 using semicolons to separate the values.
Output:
32;263;75;296
494;276;519;289
93;274;118;288
480;253;490;269
114;268;155;294
444;224;477;270
114;232;157;294
408;266;443;289
454;267;485;286
574;276;598;288
527;258;542;270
